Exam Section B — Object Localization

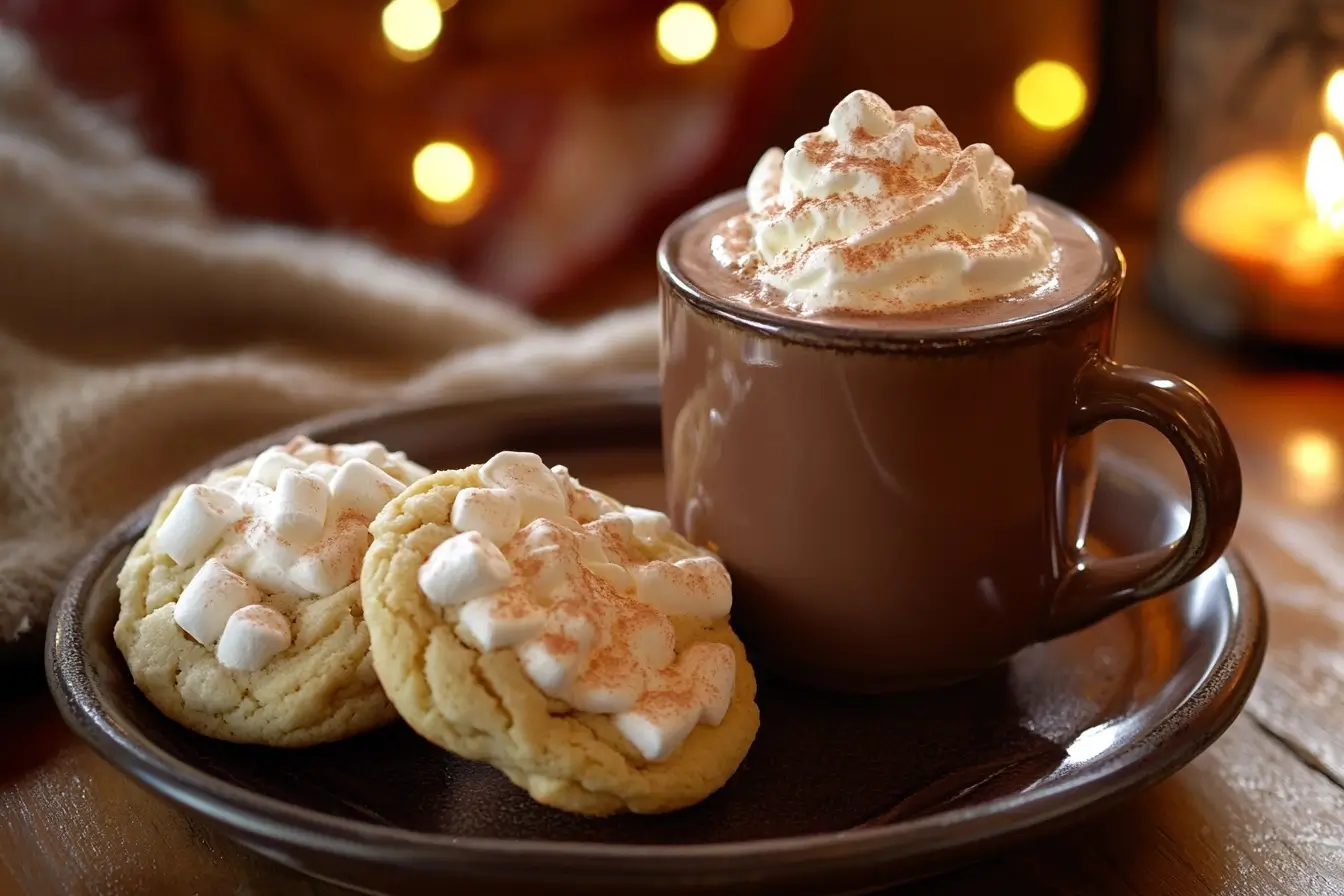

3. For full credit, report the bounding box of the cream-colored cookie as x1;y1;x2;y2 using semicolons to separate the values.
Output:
362;452;759;816
114;437;431;747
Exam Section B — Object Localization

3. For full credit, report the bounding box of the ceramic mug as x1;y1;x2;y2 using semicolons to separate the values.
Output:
658;192;1242;692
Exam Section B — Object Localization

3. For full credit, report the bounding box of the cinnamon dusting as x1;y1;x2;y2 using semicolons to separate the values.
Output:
540;631;579;658
632;687;698;719
577;647;631;691
472;513;728;738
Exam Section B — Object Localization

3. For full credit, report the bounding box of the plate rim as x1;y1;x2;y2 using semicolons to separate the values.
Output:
45;383;1267;877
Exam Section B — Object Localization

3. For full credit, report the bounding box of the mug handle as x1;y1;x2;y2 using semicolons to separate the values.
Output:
1046;355;1242;638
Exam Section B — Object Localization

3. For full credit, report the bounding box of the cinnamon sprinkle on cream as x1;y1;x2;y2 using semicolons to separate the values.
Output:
710;89;1056;313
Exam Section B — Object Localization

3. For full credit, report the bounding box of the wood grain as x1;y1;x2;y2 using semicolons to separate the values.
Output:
0;673;331;896
6;232;1344;894
901;718;1344;896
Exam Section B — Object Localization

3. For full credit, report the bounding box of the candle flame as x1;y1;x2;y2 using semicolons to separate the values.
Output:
1306;132;1344;232
1326;69;1344;129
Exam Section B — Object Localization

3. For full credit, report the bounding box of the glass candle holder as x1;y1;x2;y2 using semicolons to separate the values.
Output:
1152;0;1344;351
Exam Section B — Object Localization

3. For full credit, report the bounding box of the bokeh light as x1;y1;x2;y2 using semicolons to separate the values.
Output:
727;0;792;50
657;3;718;65
1284;429;1341;506
413;142;475;204
1325;68;1344;129
1014;60;1088;131
382;0;442;59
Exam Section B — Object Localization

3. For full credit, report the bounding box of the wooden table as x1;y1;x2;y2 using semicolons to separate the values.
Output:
5;240;1344;896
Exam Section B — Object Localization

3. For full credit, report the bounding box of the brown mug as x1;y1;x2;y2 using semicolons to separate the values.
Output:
658;191;1242;692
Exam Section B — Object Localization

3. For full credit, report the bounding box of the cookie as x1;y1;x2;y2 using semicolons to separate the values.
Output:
361;451;760;816
114;437;431;747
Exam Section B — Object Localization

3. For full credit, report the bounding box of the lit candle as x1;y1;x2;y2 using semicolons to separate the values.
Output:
1179;70;1344;309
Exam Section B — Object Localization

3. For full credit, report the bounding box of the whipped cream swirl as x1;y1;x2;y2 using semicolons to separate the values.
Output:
713;90;1055;313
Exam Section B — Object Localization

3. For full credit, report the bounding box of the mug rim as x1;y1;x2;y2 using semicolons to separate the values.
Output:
657;190;1126;352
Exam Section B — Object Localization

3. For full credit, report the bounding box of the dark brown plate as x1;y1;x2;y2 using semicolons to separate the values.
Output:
46;383;1266;896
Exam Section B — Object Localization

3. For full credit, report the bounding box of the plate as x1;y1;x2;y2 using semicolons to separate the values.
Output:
47;384;1266;895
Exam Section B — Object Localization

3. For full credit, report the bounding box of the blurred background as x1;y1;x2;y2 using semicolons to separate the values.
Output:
2;0;1160;317
14;0;1344;353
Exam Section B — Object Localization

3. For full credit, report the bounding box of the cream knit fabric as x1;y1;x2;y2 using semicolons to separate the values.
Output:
0;29;659;645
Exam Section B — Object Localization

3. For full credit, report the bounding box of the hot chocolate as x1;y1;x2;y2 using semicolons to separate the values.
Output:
674;194;1106;334
659;91;1240;691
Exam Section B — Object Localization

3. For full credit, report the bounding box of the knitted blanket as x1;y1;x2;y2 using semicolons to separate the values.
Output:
0;28;659;646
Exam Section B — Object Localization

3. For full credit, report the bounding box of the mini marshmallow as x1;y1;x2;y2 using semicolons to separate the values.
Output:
306;461;341;483
585;513;635;561
519;638;582;696
551;465;585;514
243;516;302;570
173;558;262;645
246;447;307;488
522;518;606;564
214;475;272;513
564;609;673;714
512;520;599;592
612;643;736;761
156;485;243;566
678;557;733;616
216;604;292;672
517;519;567;551
630;613;678;672
451;487;522;546
245;555;296;595
613;643;736;759
568;490;603;521
517;598;597;695
285;435;331;463
330;458;405;520
576;530;608;565
334;441;389;467
569;663;643;714
479;451;568;523
587;561;635;595
614;701;701;762
419;531;513;607
216;542;294;594
520;545;583;593
288;519;369;595
459;595;546;650
552;465;621;520
624;507;673;542
685;642;736;725
267;469;329;545
633;557;732;618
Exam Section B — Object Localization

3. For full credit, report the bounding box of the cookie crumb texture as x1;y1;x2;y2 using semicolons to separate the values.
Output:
362;469;760;816
114;461;396;747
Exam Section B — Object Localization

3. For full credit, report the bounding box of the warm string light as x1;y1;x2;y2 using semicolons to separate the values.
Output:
725;0;792;50
1013;60;1087;131
657;3;718;65
382;0;453;61
414;142;474;203
413;141;486;225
